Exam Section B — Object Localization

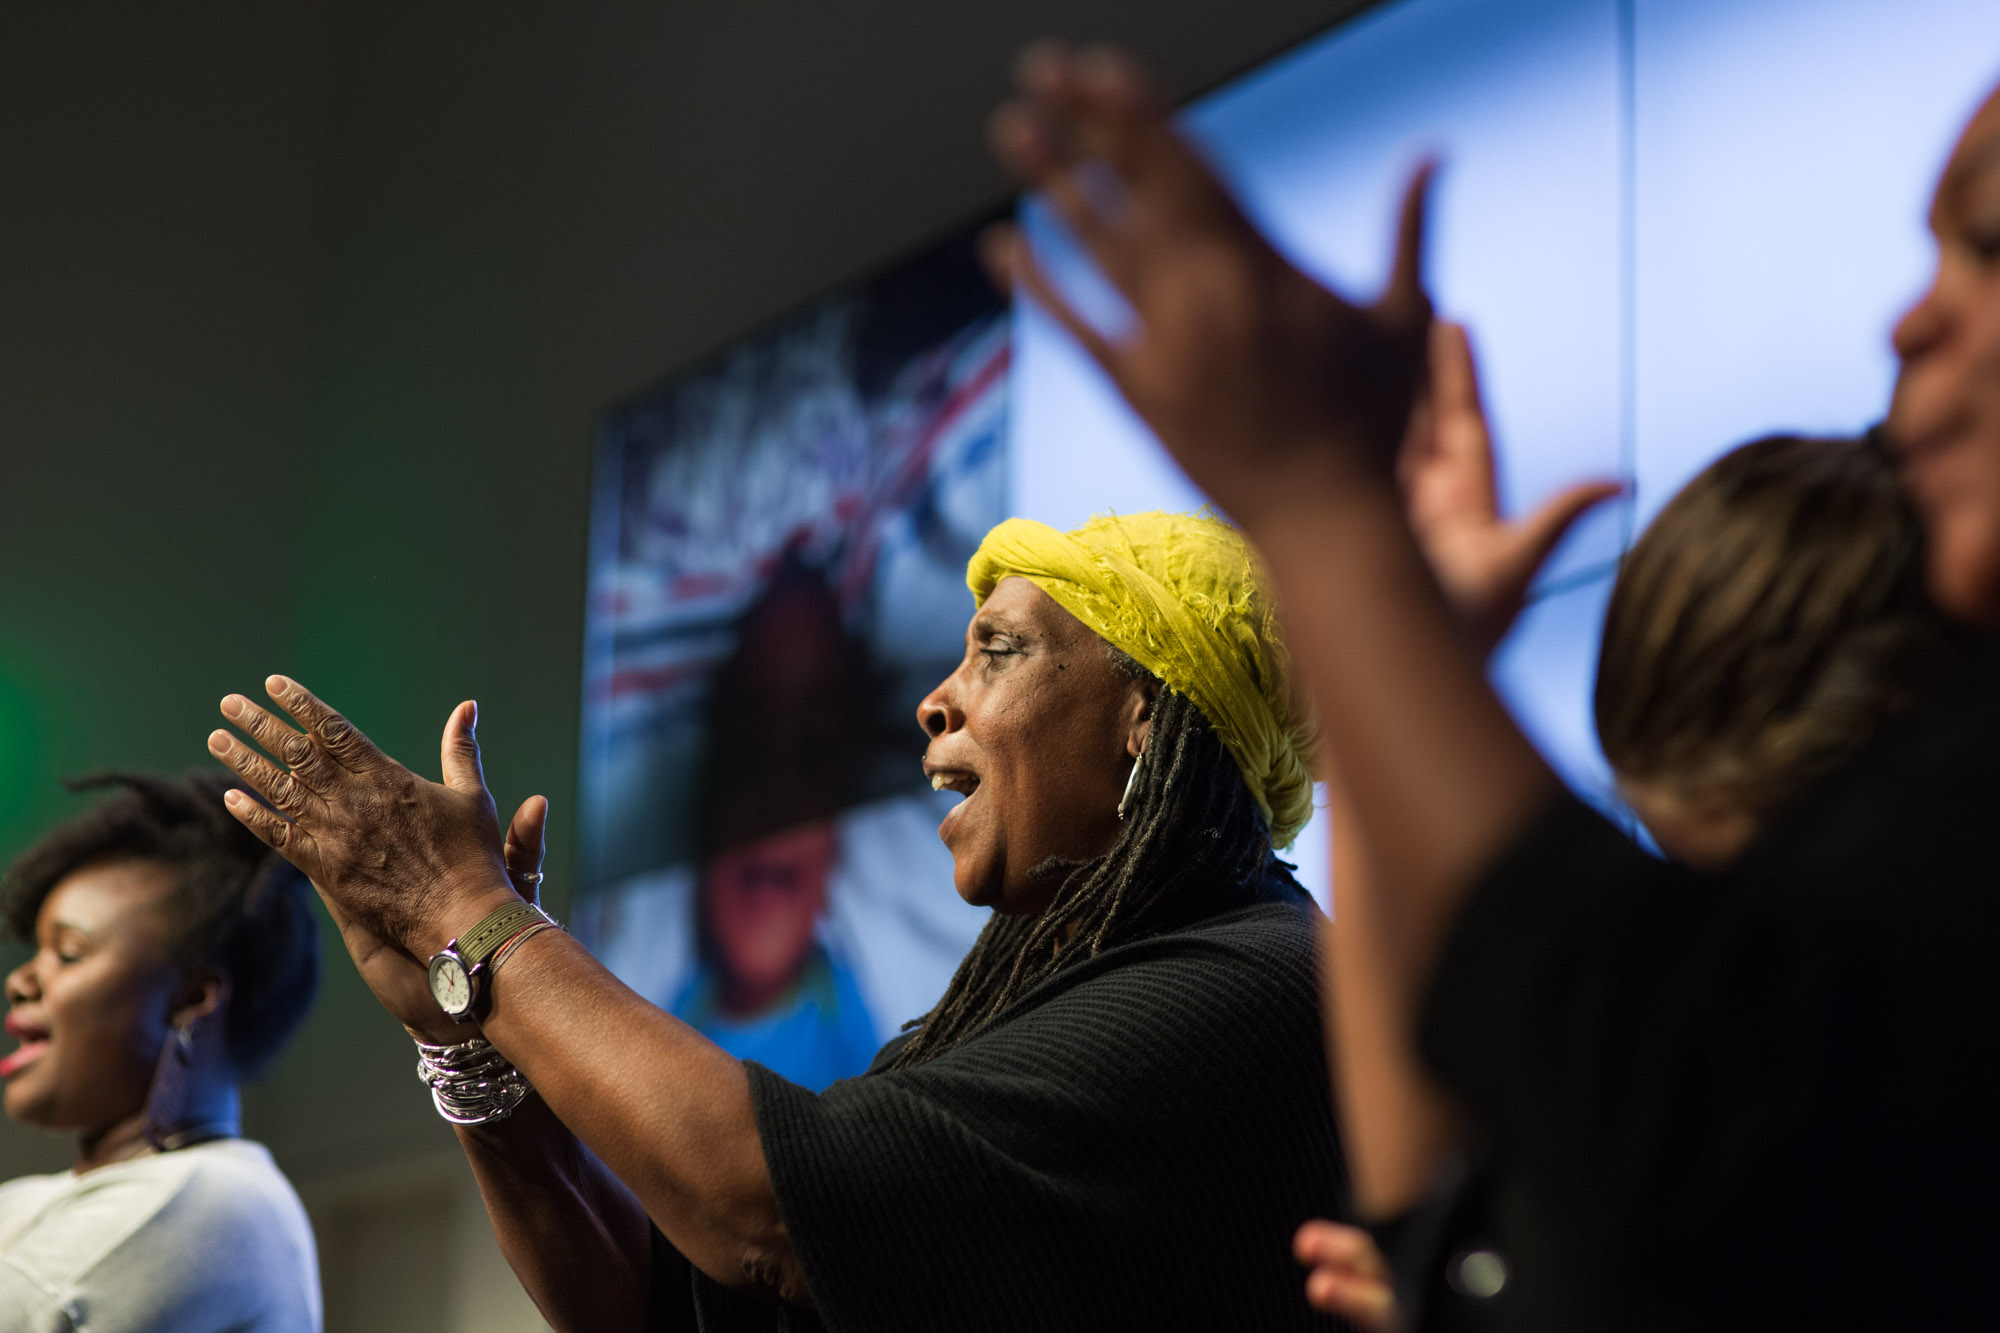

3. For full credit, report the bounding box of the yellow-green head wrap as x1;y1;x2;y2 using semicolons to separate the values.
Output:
966;511;1316;849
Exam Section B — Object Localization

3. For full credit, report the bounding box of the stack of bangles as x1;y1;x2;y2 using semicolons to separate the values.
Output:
416;1037;530;1125
414;900;562;1125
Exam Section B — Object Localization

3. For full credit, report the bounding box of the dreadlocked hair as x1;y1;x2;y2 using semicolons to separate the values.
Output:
890;652;1288;1071
1;770;320;1079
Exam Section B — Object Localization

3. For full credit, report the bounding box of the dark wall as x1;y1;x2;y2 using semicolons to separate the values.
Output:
0;0;1368;1179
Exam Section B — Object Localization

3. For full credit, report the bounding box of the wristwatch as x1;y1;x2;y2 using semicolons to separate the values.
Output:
427;900;555;1022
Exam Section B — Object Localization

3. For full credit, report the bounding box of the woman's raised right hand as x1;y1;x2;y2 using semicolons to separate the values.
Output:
319;793;550;1045
206;676;551;1039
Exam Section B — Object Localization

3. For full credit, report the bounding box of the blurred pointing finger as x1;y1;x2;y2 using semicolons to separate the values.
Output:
1384;159;1439;325
992;225;1123;381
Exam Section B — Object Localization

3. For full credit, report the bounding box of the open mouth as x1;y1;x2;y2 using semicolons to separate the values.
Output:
925;765;981;843
0;1032;48;1080
929;771;980;798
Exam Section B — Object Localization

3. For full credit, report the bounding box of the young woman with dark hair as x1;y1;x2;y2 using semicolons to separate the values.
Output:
0;771;322;1331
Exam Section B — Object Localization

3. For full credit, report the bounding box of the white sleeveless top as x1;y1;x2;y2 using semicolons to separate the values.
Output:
0;1139;320;1332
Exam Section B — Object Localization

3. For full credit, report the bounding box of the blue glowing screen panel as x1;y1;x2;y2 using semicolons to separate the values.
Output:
1629;0;2000;518
1010;0;1999;902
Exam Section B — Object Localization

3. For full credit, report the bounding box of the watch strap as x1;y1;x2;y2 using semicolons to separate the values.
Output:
454;900;550;971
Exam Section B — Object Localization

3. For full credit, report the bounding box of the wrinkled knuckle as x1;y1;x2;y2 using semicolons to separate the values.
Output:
276;684;313;722
235;710;271;745
270;770;307;814
279;729;315;768
259;813;292;851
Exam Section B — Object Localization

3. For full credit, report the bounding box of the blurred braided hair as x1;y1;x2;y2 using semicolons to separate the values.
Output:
1;770;320;1078
890;650;1286;1070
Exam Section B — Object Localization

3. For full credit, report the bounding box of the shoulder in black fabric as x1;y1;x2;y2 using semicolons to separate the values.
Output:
1416;638;2000;1332
745;892;1355;1332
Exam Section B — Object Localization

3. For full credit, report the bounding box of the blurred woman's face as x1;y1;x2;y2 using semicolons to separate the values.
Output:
3;861;182;1133
917;578;1150;915
1890;87;2000;623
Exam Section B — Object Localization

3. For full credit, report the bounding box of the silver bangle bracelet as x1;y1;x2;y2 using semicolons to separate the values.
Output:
414;1035;530;1125
490;918;558;977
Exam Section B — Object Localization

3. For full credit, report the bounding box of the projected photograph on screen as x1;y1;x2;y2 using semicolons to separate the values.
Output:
573;227;1006;1089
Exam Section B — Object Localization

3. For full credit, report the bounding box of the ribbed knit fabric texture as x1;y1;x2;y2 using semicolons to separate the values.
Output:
646;897;1354;1332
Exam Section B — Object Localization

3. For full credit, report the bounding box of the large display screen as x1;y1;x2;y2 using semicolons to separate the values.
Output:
579;0;2000;1085
574;228;1008;1088
1013;0;1998;887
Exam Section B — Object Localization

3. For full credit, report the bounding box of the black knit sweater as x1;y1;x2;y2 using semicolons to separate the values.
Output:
645;886;1353;1331
1414;640;2000;1329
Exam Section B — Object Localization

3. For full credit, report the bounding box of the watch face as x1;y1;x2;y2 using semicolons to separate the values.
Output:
428;954;473;1017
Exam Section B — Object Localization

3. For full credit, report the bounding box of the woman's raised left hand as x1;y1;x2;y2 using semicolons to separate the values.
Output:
1401;322;1622;655
206;676;522;960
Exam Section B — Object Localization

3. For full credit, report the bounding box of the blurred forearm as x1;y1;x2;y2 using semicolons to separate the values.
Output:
474;930;803;1303
1260;473;1554;1045
1320;773;1464;1219
456;1095;652;1332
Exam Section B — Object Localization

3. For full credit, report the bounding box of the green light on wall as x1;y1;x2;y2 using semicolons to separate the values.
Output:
0;661;39;852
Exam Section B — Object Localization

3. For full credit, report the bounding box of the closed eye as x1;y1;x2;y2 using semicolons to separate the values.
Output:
978;643;1024;674
978;631;1022;662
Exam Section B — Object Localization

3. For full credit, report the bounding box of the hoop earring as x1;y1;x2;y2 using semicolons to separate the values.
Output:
1117;750;1144;821
142;1019;197;1151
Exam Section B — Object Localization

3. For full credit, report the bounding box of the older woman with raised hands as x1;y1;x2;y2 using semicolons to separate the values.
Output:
989;41;2000;1331
206;510;1362;1332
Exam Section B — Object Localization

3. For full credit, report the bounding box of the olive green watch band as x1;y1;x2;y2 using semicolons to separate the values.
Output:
453;900;548;971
